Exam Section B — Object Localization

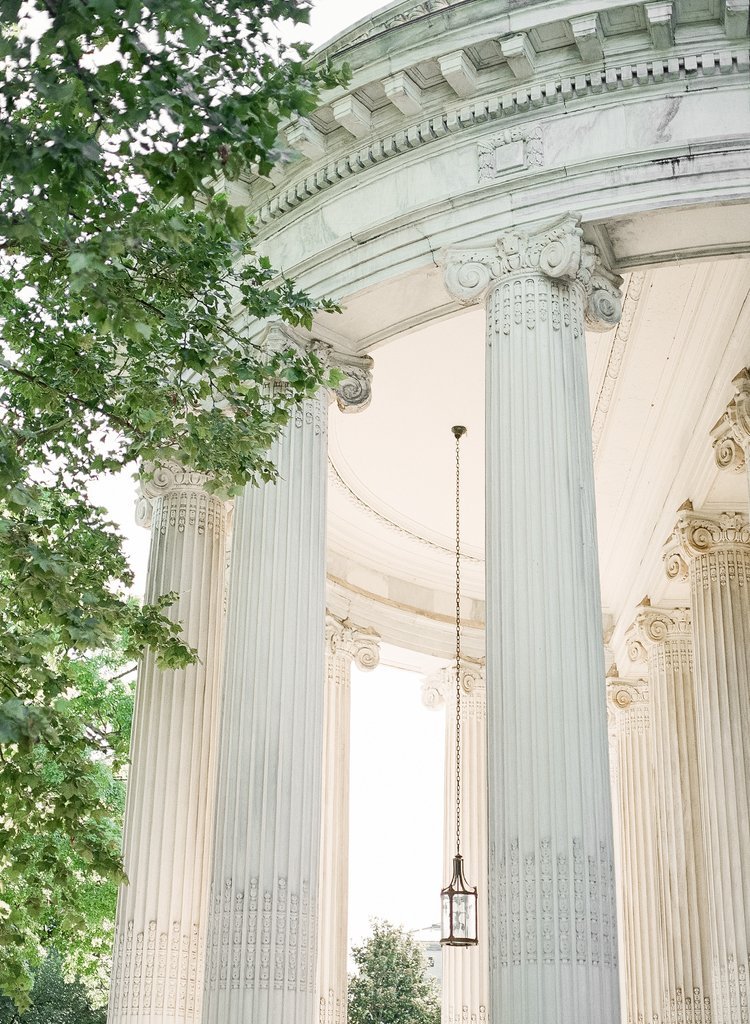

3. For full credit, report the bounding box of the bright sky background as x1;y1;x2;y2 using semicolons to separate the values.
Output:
90;0;448;957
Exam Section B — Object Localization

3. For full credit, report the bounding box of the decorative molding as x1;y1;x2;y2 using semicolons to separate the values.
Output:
570;14;604;63
383;71;423;115
206;878;315;992
286;118;327;160
645;2;675;48
325;613;381;671
326;0;459;52
328;455;483;564
331;94;372;138
591;272;646;458
664;507;750;581
724;0;750;39
477;124;543;182
500;33;536;81
110;920;203;1017
255;51;747;227
493;838;616;969
438;49;479;98
441;213;622;331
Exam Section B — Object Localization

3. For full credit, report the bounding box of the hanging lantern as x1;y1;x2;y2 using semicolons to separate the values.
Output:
440;424;478;948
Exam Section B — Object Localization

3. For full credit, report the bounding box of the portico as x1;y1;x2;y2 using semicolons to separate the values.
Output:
108;2;750;1023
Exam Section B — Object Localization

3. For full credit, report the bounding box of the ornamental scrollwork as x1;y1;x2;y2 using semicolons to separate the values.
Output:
712;367;750;471
325;613;381;671
626;604;691;660
664;506;750;576
440;214;622;331
330;352;374;414
135;461;225;530
421;661;485;708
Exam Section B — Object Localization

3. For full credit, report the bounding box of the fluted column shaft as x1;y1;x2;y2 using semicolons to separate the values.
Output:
628;607;712;1024
317;616;380;1024
424;663;490;1024
607;676;665;1024
202;393;328;1024
666;510;750;1024
444;215;623;1024
109;467;231;1024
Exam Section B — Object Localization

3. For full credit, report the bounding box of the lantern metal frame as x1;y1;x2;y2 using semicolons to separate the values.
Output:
440;424;479;948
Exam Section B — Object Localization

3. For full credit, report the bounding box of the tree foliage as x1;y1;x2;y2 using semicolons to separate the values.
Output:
0;0;347;1006
0;951;106;1024
348;921;441;1024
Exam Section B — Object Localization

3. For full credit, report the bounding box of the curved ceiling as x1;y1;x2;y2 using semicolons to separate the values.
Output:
330;307;486;556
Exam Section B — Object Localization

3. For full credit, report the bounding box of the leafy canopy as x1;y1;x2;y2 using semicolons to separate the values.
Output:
0;950;106;1023
0;0;347;1007
348;921;441;1024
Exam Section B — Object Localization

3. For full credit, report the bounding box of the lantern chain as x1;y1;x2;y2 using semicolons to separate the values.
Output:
453;425;465;857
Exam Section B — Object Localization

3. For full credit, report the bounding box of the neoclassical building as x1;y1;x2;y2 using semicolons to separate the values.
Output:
106;2;750;1023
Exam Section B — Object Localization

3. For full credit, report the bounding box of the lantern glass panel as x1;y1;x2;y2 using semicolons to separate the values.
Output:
441;893;452;938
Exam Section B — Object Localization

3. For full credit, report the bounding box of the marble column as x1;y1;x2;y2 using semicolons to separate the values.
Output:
627;605;712;1024
423;662;490;1024
443;215;623;1024
317;615;380;1024
202;334;372;1024
606;671;664;1024
665;507;750;1024
109;466;232;1024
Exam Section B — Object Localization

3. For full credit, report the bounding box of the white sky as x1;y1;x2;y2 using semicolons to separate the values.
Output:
89;0;448;957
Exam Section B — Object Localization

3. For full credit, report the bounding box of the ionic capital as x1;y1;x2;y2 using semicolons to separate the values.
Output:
664;506;750;580
135;461;225;529
330;350;374;414
440;213;622;331
325;613;380;671
626;602;692;663
711;367;750;472
421;661;486;709
262;321;373;415
606;674;649;727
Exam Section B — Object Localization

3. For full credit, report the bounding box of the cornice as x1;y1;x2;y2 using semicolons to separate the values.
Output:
253;46;748;230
